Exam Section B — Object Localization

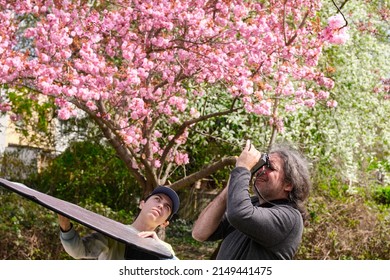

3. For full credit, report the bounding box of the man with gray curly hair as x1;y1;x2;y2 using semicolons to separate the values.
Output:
192;140;311;259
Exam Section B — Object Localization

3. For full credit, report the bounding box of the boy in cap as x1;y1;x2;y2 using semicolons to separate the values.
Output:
58;186;180;259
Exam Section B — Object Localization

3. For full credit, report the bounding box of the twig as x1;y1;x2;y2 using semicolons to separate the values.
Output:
331;0;349;29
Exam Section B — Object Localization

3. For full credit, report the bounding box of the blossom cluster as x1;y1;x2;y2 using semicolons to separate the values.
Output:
321;14;350;45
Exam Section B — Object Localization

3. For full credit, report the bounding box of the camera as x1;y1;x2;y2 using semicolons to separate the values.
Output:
250;153;270;175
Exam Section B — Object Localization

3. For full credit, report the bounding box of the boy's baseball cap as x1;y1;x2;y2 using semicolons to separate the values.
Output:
147;186;180;219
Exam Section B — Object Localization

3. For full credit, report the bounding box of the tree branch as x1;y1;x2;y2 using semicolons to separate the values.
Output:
141;116;160;190
159;100;242;166
159;141;180;184
286;11;309;46
339;0;350;11
332;0;348;29
94;117;147;188
282;0;310;46
72;99;148;189
283;0;288;45
168;156;237;190
268;98;279;150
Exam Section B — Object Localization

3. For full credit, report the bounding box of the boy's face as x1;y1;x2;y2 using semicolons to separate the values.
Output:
139;193;173;227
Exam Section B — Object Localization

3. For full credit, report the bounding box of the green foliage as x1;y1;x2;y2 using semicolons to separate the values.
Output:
6;87;57;147
0;191;68;259
80;199;135;225
373;186;390;205
180;88;271;186
295;187;390;260
280;0;390;191
28;141;141;212
165;218;219;260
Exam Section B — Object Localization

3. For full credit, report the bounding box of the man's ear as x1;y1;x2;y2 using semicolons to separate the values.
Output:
284;183;293;192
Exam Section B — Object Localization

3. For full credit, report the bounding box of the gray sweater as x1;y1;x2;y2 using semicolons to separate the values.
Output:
208;167;303;260
60;225;177;260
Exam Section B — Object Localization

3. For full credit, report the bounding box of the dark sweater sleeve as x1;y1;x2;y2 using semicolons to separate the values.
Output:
226;167;300;247
206;213;236;242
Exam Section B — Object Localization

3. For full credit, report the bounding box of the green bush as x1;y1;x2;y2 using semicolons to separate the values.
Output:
28;141;142;212
373;186;390;205
0;191;68;259
295;182;390;260
165;218;219;260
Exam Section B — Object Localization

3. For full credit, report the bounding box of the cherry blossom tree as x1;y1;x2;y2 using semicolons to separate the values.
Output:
0;0;348;193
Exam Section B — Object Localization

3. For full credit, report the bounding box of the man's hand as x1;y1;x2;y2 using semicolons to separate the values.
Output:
235;139;261;171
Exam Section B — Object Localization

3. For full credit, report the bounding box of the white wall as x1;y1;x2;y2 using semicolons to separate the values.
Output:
0;114;8;153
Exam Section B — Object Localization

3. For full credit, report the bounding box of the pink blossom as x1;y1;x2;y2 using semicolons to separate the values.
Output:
322;14;349;45
295;88;306;98
129;98;148;120
328;14;345;29
305;91;315;99
159;104;172;115
318;77;335;90
285;105;297;112
153;159;161;168
151;142;160;154
86;100;97;111
304;99;316;108
154;130;162;138
252;100;272;116
58;107;72;120
327;100;338;108
175;130;189;144
169;116;180;123
329;32;349;45
54;98;68;107
0;103;12;112
91;34;102;43
124;135;135;145
190;107;200;118
11;57;22;69
10;114;21;122
174;152;189;165
168;96;187;112
282;82;295;96
317;90;330;100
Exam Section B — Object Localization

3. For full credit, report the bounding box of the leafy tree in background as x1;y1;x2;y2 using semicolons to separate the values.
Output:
0;0;348;194
278;0;390;259
281;0;390;188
